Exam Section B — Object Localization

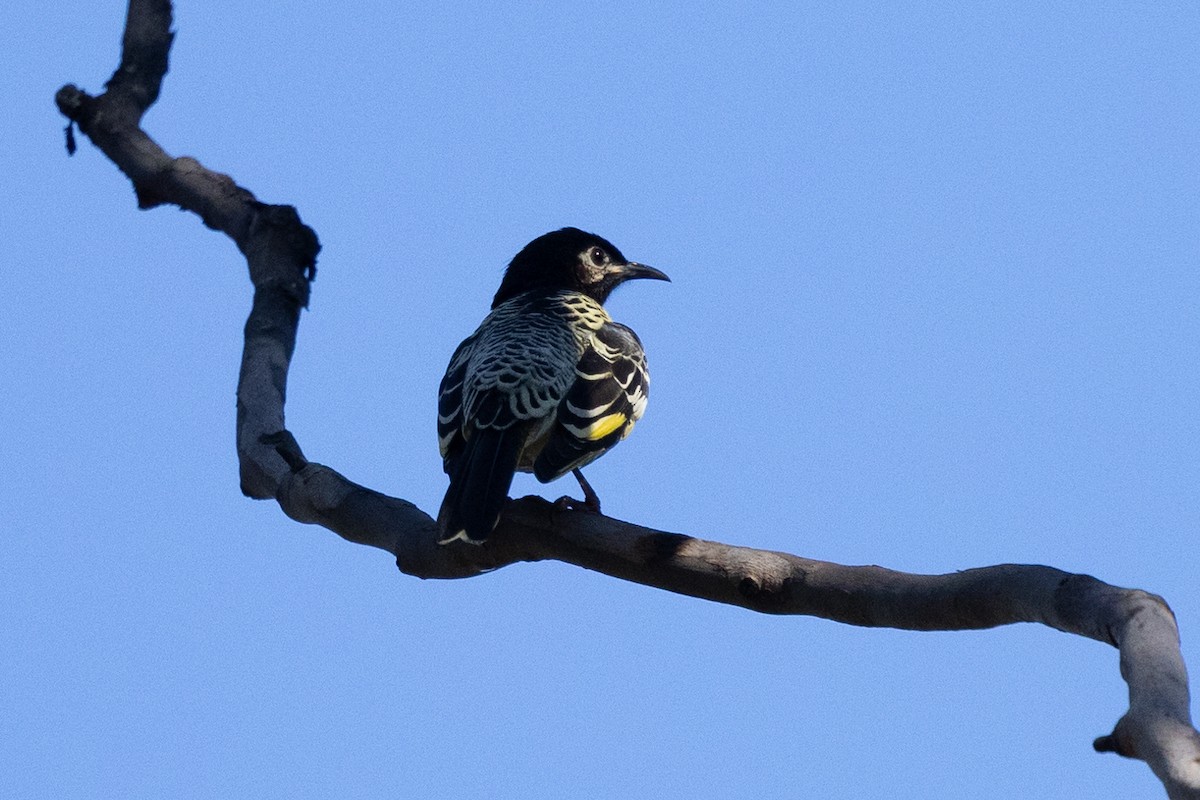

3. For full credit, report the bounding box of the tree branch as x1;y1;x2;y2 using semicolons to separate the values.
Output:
57;1;1200;796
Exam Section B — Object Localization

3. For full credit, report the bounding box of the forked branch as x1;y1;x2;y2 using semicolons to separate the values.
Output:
56;1;1200;795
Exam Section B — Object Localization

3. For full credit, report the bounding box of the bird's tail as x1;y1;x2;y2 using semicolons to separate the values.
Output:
437;426;523;544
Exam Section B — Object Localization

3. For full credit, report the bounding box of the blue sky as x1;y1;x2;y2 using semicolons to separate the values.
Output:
5;2;1198;797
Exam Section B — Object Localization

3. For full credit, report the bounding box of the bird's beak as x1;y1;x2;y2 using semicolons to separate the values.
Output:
619;262;671;283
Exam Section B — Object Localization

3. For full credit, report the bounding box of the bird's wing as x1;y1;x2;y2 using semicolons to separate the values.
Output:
437;333;477;465
436;303;579;542
533;321;649;483
460;307;578;434
437;305;578;459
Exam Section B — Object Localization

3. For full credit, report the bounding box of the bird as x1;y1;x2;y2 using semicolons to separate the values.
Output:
436;227;669;544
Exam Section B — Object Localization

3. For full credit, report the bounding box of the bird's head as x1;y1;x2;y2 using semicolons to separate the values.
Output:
492;227;670;308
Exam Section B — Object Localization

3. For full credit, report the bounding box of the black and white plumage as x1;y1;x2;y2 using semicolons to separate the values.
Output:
436;227;669;544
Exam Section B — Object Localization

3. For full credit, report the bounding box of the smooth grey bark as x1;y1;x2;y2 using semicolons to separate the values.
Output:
56;1;1200;795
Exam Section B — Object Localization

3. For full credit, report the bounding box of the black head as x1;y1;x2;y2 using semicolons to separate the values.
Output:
491;227;670;308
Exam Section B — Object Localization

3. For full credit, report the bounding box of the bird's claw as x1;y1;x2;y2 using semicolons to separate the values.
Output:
553;494;602;514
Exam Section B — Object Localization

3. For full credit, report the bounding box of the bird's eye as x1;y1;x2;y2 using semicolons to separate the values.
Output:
588;246;607;267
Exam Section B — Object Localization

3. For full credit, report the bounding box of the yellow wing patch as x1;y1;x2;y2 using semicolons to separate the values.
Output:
574;411;628;441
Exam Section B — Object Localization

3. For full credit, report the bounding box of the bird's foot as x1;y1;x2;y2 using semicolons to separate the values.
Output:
553;494;601;514
553;468;603;514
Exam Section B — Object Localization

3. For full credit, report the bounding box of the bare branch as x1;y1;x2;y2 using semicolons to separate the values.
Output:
57;2;1200;796
57;0;320;500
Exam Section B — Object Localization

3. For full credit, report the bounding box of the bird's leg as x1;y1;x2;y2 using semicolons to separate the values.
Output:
553;468;603;514
572;468;602;513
